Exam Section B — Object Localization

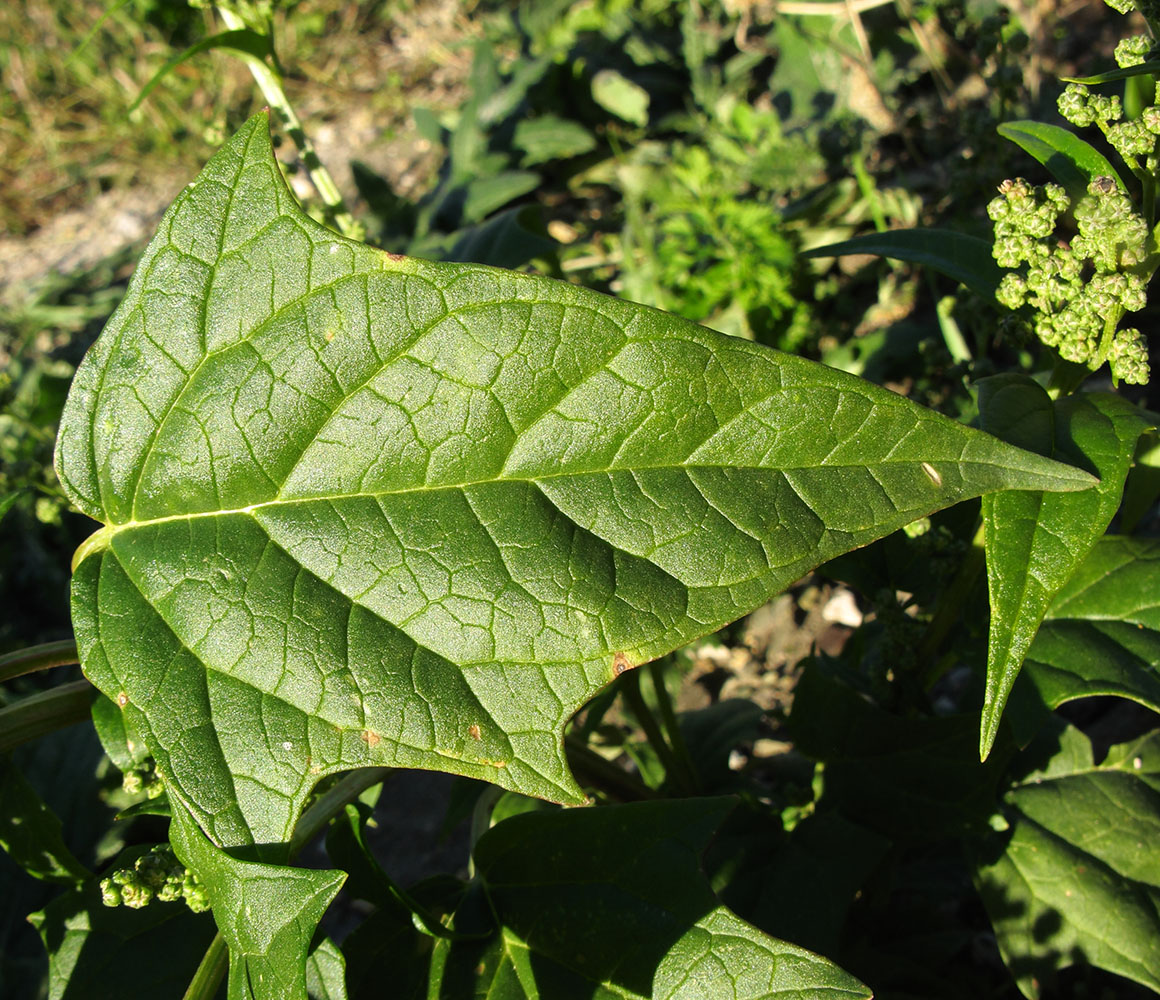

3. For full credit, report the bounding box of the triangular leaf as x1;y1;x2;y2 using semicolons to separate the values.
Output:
168;793;345;1000
57;113;1095;852
979;379;1149;758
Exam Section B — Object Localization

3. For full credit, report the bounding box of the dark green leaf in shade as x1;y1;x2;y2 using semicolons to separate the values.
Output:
168;794;345;1000
430;798;871;999
1009;536;1160;744
0;756;91;884
28;847;216;1000
789;661;1009;839
0;490;20;523
306;938;348;1000
979;379;1150;759
996;121;1126;198
975;725;1160;997
57;112;1094;859
801;229;1005;302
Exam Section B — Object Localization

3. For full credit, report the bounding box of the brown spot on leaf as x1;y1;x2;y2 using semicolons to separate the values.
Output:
468;724;482;741
116;691;129;708
360;729;381;748
612;652;634;677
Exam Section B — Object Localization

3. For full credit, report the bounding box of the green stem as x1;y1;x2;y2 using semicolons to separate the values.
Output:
564;734;655;802
214;6;359;240
916;521;985;681
467;784;504;879
181;932;228;1000
647;659;699;794
0;680;93;753
621;669;690;793
289;766;393;858
0;640;79;684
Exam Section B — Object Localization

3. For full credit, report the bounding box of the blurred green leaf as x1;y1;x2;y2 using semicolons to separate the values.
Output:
591;68;650;125
513;116;597;167
130;29;272;113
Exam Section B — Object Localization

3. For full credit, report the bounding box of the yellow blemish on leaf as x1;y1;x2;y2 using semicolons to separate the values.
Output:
360;729;381;748
468;724;482;741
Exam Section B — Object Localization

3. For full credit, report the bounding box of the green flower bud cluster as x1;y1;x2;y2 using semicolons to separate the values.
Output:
122;761;165;799
1057;83;1122;129
1058;83;1160;164
1115;34;1152;68
100;845;210;913
989;177;1152;384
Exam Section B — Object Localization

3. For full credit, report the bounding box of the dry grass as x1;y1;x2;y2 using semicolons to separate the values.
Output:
0;0;438;237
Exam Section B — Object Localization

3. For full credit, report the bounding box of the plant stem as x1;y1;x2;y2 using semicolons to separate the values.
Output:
289;766;393;858
214;6;359;240
564;734;655;802
181;932;228;1000
916;521;985;680
0;680;93;753
647;659;699;794
0;639;79;684
467;784;504;879
621;669;691;793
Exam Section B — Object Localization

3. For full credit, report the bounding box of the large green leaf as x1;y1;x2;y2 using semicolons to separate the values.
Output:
975;725;1160;997
429;798;872;999
978;379;1149;758
56;112;1094;854
1016;536;1160;732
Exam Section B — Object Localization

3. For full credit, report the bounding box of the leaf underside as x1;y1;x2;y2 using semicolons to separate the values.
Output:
57;112;1095;850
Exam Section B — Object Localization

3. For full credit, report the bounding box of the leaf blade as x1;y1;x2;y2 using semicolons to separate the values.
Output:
997;120;1126;197
979;381;1149;758
58;112;1097;852
801;228;1005;301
